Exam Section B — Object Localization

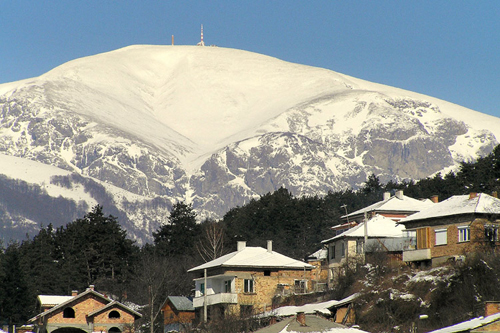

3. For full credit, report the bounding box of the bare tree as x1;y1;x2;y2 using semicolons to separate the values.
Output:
133;250;175;333
196;220;226;262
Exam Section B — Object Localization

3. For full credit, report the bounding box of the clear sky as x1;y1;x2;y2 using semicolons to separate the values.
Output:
1;1;499;117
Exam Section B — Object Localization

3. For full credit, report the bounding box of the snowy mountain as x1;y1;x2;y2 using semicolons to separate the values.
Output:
1;45;498;242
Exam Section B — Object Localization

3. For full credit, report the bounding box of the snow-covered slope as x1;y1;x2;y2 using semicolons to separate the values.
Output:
0;45;499;240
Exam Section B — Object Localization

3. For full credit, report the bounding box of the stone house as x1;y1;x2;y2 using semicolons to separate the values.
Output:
187;241;315;321
322;214;406;287
160;296;194;333
28;286;142;333
399;193;500;267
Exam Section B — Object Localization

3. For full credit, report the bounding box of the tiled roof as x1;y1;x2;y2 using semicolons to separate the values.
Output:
168;296;194;311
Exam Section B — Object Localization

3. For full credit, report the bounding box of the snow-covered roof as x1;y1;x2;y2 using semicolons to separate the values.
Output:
307;248;327;261
345;192;434;218
322;214;405;244
427;312;500;333
188;245;314;272
399;193;500;224
260;294;358;318
38;295;74;306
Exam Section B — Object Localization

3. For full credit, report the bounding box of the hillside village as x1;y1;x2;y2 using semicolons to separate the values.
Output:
2;176;500;333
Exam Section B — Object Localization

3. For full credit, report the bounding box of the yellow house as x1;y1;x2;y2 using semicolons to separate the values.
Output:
187;241;315;322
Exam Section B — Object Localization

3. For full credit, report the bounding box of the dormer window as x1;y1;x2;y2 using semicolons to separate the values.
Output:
63;307;75;318
108;310;121;319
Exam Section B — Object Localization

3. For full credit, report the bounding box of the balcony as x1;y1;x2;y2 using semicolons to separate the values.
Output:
193;292;238;308
403;248;431;262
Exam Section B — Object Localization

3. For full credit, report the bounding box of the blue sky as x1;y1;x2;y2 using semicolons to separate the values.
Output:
1;1;499;117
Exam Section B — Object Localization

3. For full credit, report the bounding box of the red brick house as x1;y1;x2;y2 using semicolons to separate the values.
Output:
399;193;500;267
28;286;142;333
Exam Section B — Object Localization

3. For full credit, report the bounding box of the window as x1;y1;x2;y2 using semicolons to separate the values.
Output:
200;283;205;295
63;307;75;318
264;270;271;276
485;225;499;242
341;242;345;257
329;245;336;260
294;280;307;294
224;280;231;293
435;229;447;246
458;227;470;242
108;310;120;319
244;279;254;293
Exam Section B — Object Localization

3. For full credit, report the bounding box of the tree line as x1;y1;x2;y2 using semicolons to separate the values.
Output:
2;144;500;330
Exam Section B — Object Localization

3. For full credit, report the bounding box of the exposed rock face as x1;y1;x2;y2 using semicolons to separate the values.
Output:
0;45;498;241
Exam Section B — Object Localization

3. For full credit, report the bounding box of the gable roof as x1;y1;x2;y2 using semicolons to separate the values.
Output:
167;296;194;311
87;300;142;319
188;246;314;272
427;312;500;333
322;214;405;244
345;192;434;219
399;193;500;224
29;287;141;322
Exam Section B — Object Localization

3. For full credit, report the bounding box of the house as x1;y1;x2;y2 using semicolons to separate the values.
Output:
322;214;406;286
28;286;142;333
427;301;500;332
187;240;315;321
305;248;328;292
399;193;500;267
259;293;357;324
160;296;194;333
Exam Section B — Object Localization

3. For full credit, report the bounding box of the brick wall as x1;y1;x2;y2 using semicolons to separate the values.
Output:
48;295;107;324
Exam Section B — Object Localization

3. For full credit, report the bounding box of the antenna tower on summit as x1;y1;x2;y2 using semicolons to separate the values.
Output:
197;24;205;46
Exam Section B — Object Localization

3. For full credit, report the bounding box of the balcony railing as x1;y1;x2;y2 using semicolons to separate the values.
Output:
193;293;238;308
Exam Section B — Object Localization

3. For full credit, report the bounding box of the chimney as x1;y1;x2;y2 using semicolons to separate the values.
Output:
469;192;478;200
71;290;78;296
267;240;273;253
431;195;439;203
171;35;174;45
383;192;391;201
237;241;246;251
296;312;306;326
492;191;498;198
396;190;403;199
89;285;95;291
485;301;500;317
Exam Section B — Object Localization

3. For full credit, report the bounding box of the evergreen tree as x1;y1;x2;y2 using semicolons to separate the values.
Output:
0;242;33;328
153;202;200;257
